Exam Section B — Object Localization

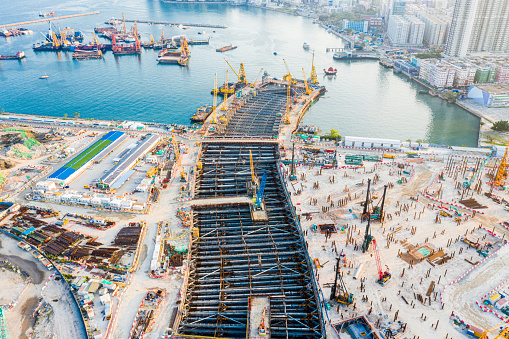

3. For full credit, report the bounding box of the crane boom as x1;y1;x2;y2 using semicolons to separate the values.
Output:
92;31;99;45
372;239;383;281
302;68;312;95
282;58;292;81
255;171;267;208
480;319;509;339
221;70;229;111
224;58;240;79
122;12;127;34
249;150;257;184
495;138;509;187
212;73;218;123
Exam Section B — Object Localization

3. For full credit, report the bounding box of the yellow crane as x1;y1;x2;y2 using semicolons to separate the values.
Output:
249;150;257;184
149;34;155;44
122;12;127;34
251;68;264;87
282;58;294;83
172;136;185;181
495;138;509;187
224;59;248;85
221;70;229;111
284;75;291;124
212;74;218;123
310;52;318;84
480;319;509;339
302;68;312;95
52;32;60;47
92;32;99;45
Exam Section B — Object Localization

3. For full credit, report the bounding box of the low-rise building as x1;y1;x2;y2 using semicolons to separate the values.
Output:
342;20;369;33
419;59;455;88
468;83;509;107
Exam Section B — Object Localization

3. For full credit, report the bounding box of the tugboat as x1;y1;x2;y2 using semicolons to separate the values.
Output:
303;42;310;50
39;10;55;17
324;67;337;75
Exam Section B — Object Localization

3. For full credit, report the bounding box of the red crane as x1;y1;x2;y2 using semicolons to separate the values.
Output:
372;239;391;286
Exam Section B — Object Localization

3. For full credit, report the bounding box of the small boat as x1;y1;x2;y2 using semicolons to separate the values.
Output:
40;74;49;79
182;26;190;30
324;67;337;75
198;31;206;35
303;42;310;50
273;52;277;56
105;18;122;25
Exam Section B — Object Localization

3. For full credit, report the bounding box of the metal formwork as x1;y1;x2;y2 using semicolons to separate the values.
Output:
174;141;323;339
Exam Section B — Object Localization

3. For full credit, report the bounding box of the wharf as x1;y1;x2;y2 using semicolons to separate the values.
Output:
124;19;227;29
0;12;100;29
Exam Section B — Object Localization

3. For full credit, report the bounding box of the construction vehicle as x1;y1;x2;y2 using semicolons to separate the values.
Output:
372;239;391;286
143;34;156;48
259;307;267;336
439;210;452;217
330;256;354;305
462;237;480;250
383;154;395;159
479;319;509;339
494;138;509;189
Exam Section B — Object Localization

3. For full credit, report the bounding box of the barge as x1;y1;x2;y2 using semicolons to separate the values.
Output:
216;44;237;52
0;51;26;60
190;105;214;122
72;50;103;60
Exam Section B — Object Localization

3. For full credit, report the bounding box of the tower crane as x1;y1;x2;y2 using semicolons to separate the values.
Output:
494;138;509;188
310;51;318;84
479;319;509;339
221;70;229;111
330;257;354;305
172;136;186;182
372;239;391;286
302;68;312;95
284;76;291;124
224;59;248;86
211;74;218;123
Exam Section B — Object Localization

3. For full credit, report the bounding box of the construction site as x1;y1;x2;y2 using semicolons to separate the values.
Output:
3;57;509;339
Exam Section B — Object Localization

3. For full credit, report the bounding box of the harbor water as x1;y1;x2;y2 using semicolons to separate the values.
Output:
0;0;479;146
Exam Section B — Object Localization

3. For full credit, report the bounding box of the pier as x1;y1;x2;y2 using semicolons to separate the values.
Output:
0;12;100;29
124;19;227;29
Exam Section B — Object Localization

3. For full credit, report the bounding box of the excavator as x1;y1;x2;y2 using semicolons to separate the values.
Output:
259;307;267;336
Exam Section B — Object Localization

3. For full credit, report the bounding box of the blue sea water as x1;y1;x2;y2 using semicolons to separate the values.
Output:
0;0;479;146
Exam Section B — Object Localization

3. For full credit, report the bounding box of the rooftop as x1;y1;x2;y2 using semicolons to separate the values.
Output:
473;83;509;95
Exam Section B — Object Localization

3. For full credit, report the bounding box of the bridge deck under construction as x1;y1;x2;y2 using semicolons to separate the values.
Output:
210;83;306;139
174;141;323;339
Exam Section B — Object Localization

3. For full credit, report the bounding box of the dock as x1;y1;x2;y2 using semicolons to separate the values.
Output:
124;19;227;29
0;12;100;29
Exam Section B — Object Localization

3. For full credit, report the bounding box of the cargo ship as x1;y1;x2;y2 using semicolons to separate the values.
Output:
190;105;214;122
216;45;237;52
0;51;26;60
39;10;55;17
72;50;103;60
129;289;166;339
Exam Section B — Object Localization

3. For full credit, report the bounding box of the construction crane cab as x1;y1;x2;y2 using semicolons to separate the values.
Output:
373;239;391;286
330;257;354;305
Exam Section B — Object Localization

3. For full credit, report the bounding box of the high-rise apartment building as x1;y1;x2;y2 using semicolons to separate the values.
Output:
445;0;509;57
417;12;450;46
387;15;410;44
405;15;425;45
